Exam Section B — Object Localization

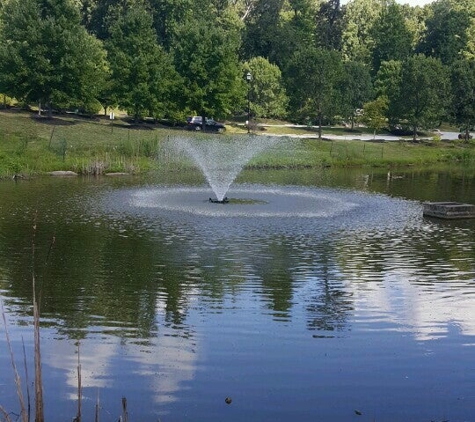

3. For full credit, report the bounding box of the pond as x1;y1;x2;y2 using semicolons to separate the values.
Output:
1;165;475;422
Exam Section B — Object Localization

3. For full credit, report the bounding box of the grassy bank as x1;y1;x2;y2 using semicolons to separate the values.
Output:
1;109;474;178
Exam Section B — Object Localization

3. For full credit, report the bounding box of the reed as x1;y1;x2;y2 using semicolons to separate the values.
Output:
95;390;100;422
21;337;31;422
0;300;28;422
1;218;134;422
121;397;129;422
76;342;82;422
0;405;13;422
31;212;44;422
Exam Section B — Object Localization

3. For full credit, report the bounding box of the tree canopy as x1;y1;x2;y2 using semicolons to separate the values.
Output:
0;0;107;114
286;47;344;138
0;0;473;134
105;3;180;121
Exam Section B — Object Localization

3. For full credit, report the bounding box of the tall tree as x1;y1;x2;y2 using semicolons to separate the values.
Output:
173;12;244;125
105;4;181;121
340;61;373;129
272;0;317;67
397;54;450;141
149;0;194;49
450;59;475;140
241;0;286;62
244;57;288;119
0;0;108;115
417;0;471;65
286;47;344;138
341;0;382;63
374;60;402;126
315;0;345;51
369;1;413;74
84;0;135;40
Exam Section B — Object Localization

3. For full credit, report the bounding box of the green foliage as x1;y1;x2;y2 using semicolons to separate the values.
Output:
105;4;181;121
244;57;288;119
341;0;383;63
340;61;374;128
268;0;316;68
450;59;475;136
369;1;414;74
285;47;344;137
315;0;344;50
417;0;471;65
0;0;474;130
361;96;388;136
375;60;403;125
397;54;451;140
241;0;286;63
0;0;108;113
173;14;243;119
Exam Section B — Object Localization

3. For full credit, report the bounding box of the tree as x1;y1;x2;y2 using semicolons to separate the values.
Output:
374;60;403;126
173;13;244;126
341;0;382;64
0;0;108;115
369;1;413;74
244;57;288;119
105;4;181;121
361;96;388;138
417;0;471;65
241;0;286;63
397;54;450;141
285;47;343;138
315;0;345;51
450;59;475;140
270;0;317;68
148;0;194;49
340;61;373;129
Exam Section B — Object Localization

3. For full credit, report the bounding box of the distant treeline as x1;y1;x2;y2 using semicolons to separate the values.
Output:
0;0;473;139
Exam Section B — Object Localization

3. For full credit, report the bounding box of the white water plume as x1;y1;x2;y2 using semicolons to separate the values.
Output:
170;135;282;201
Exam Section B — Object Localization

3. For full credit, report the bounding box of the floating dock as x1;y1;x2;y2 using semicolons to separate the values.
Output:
423;202;475;219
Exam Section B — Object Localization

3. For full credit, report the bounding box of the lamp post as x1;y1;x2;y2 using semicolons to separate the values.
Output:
246;71;252;134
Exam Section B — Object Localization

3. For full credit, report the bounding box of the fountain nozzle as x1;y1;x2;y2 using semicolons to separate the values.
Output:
209;197;229;204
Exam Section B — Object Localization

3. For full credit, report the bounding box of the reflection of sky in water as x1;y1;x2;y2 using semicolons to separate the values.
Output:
1;182;475;421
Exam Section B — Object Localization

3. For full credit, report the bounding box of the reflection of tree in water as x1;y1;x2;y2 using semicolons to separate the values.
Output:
0;211;197;341
303;243;353;333
251;238;296;320
306;280;353;332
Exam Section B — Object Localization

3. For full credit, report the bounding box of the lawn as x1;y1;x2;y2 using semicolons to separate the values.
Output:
0;109;474;178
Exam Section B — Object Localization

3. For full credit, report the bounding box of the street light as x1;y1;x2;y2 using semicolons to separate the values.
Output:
246;71;252;134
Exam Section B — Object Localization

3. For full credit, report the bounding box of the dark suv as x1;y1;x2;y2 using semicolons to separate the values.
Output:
186;116;226;133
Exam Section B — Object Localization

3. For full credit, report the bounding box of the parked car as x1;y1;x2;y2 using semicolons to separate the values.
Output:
186;116;226;133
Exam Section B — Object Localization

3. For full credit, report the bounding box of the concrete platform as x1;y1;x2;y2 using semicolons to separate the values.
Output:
423;202;475;219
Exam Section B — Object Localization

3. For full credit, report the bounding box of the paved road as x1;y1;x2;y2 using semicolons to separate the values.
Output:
257;124;472;141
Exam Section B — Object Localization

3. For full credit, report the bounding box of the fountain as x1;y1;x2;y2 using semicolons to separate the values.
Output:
108;133;421;226
169;135;282;202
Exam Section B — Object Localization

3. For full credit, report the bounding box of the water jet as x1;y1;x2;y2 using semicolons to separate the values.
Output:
168;135;282;202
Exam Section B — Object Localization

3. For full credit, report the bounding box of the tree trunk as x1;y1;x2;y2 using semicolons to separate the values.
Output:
201;113;206;132
412;125;417;142
318;114;323;139
47;101;52;118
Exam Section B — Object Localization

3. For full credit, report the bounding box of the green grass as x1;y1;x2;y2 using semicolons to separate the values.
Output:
0;109;474;178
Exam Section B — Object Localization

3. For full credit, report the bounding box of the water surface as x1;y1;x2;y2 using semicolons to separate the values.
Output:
1;167;475;421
